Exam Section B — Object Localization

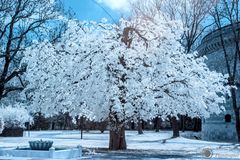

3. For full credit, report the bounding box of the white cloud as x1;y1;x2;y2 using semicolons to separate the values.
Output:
97;0;131;11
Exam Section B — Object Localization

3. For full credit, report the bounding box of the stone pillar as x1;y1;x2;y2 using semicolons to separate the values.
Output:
49;147;55;158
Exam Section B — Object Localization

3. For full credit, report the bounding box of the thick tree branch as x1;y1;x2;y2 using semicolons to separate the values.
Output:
121;27;148;48
4;65;26;84
2;86;24;97
153;79;188;92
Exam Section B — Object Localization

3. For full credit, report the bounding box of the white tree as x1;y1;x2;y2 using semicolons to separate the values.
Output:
22;13;228;150
130;0;220;133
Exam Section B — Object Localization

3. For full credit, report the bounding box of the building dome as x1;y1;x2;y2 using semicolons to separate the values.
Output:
198;23;240;56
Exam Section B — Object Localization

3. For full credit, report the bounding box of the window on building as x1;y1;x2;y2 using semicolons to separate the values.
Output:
225;114;231;123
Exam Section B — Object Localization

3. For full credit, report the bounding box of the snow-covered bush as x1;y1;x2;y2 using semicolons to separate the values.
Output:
0;105;32;128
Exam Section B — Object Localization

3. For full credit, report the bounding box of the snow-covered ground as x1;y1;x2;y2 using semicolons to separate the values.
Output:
0;130;239;159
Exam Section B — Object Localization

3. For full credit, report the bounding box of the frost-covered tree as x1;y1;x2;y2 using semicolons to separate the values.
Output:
23;13;228;150
22;20;102;116
130;0;220;133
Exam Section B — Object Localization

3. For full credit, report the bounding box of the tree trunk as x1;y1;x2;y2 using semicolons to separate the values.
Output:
137;119;143;134
155;117;161;132
193;118;197;132
230;88;240;142
193;118;201;132
180;115;185;132
0;85;5;99
80;116;84;139
131;121;135;130
171;116;179;138
109;125;127;150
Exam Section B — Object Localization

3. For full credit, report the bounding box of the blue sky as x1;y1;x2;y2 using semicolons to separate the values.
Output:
62;0;128;23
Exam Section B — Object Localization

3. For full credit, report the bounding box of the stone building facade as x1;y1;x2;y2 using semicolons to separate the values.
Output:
197;24;240;142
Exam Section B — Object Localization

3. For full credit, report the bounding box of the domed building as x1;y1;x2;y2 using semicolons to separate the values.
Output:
197;24;240;142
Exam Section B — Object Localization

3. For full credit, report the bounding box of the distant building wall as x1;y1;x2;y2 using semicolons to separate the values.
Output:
197;24;240;142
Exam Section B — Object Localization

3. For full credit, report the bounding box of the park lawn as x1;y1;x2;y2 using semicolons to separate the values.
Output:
0;130;239;159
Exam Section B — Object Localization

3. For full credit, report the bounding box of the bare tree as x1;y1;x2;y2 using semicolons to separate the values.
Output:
0;0;63;100
211;0;240;142
130;0;217;53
